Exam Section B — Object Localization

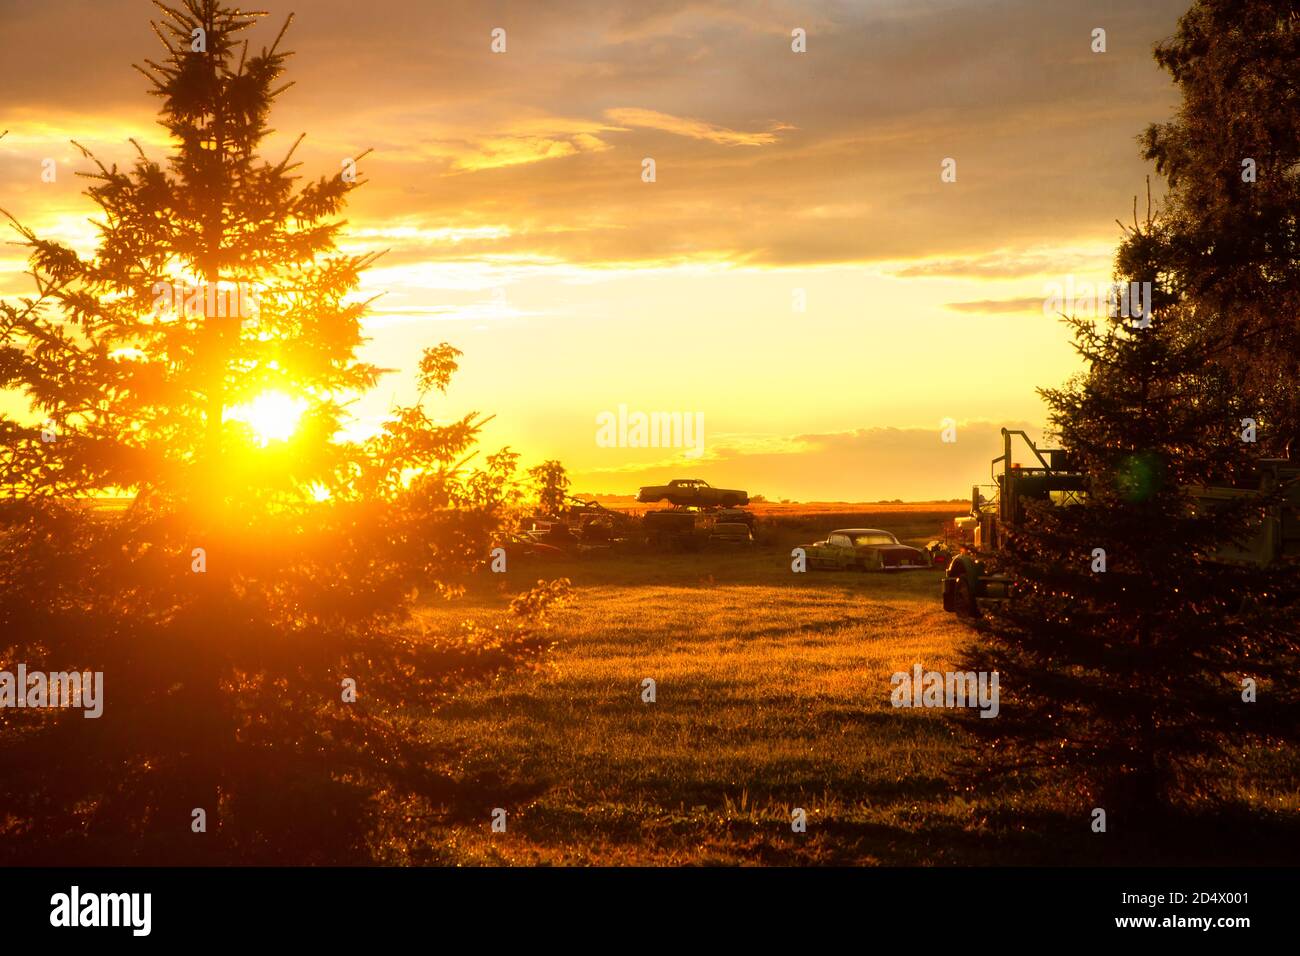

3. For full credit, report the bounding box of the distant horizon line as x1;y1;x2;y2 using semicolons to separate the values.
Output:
73;492;970;507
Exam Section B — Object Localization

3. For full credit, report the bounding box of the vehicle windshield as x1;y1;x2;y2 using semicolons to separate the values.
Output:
850;532;897;546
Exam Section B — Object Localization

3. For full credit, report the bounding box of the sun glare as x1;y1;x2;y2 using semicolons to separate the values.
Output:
227;391;307;445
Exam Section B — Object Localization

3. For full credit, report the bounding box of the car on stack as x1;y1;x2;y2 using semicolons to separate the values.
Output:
636;479;748;507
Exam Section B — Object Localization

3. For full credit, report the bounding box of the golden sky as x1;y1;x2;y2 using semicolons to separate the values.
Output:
0;0;1189;500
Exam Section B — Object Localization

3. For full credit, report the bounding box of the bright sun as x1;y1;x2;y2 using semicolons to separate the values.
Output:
227;390;307;445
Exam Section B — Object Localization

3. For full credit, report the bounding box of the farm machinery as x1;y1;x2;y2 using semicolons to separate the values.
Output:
516;496;640;555
940;428;1300;615
563;496;640;542
966;429;1087;554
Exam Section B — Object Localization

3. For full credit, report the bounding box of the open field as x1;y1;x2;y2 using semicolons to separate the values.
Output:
408;509;1300;865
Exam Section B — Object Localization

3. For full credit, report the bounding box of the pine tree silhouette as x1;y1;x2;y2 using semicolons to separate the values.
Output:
1137;0;1300;456
0;0;566;864
963;195;1300;841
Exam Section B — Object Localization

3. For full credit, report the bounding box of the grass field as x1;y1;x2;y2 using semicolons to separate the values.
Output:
403;507;1300;866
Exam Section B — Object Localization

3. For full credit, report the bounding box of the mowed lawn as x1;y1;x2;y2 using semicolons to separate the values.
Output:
407;509;1296;865
409;508;1038;865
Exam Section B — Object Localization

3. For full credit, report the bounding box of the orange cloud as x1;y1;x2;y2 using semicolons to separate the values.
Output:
604;107;787;146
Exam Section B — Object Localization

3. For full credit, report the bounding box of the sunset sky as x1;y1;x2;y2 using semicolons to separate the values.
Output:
0;0;1189;500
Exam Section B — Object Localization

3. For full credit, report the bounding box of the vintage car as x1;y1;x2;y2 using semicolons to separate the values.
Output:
708;522;755;545
802;528;929;571
636;478;749;507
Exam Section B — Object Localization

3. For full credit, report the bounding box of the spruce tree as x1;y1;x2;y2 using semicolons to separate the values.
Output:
968;263;1298;821
1138;0;1300;455
0;0;564;864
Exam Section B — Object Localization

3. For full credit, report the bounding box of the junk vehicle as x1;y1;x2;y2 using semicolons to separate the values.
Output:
643;505;757;549
639;485;757;549
941;428;1300;616
643;507;708;548
636;478;748;508
800;528;929;571
708;522;755;546
564;496;639;543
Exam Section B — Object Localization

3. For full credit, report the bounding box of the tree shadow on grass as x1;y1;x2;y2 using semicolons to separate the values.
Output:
847;802;1300;867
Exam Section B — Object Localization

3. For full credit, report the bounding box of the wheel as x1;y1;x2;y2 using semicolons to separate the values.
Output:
954;578;979;618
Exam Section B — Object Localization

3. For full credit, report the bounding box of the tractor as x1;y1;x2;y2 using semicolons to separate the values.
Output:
940;428;1300;616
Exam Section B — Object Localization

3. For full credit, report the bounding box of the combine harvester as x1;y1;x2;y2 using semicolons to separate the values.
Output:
942;428;1300;616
